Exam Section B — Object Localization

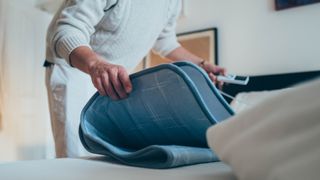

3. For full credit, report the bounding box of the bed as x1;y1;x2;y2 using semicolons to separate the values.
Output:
0;69;319;180
0;157;235;180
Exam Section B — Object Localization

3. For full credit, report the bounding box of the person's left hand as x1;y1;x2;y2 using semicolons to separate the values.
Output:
200;61;226;88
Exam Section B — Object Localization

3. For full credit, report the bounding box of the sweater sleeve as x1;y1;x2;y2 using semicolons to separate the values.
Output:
50;0;109;65
152;0;182;57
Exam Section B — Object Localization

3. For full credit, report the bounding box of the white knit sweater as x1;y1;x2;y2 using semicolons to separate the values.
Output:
46;0;182;72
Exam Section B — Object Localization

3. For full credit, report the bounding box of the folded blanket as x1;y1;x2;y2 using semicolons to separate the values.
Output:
79;61;234;168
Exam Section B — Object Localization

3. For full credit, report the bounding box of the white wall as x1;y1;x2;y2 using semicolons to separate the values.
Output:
177;0;320;75
0;0;54;162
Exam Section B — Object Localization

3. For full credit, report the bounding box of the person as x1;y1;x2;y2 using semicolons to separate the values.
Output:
45;0;226;158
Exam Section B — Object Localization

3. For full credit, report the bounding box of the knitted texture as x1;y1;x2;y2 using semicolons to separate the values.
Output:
46;0;181;72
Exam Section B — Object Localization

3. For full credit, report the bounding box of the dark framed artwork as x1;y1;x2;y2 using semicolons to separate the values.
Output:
146;28;219;68
275;0;320;10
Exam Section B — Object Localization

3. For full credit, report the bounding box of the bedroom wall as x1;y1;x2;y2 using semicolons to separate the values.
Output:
0;0;54;162
177;0;320;75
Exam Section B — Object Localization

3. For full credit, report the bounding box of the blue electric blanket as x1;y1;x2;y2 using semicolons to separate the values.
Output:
79;61;234;168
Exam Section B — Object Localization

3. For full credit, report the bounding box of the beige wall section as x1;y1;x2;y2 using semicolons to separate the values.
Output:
177;0;320;75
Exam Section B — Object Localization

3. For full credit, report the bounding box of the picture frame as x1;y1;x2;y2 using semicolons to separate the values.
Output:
145;28;219;68
275;0;320;10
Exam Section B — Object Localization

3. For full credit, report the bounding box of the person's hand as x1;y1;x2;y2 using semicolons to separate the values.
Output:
88;58;132;100
200;60;226;88
69;46;132;100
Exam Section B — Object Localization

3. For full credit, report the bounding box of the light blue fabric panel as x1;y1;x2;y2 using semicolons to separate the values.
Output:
79;61;234;168
174;62;234;121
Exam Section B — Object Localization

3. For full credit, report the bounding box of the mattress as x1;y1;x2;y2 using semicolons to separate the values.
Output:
0;157;236;180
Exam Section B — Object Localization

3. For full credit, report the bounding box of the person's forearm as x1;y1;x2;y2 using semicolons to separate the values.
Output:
165;46;203;65
69;46;100;74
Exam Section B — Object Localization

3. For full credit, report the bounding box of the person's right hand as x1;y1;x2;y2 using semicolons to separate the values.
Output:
69;46;132;100
88;59;132;100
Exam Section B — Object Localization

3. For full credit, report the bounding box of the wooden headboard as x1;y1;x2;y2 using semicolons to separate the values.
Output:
221;70;320;103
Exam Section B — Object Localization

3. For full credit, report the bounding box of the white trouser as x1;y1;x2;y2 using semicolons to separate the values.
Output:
45;63;96;158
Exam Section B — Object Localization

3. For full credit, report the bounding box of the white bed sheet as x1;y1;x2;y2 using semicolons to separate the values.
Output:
0;158;235;180
230;89;285;113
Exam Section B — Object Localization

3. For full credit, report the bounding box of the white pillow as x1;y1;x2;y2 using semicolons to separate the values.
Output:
207;77;320;180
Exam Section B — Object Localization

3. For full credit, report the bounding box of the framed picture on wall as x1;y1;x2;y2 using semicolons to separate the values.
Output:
146;28;219;68
275;0;320;10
